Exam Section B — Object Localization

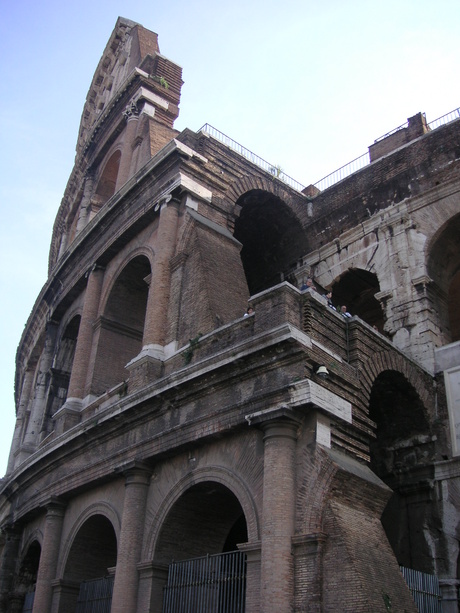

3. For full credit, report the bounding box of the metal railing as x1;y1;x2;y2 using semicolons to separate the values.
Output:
163;550;246;613
199;124;306;192
400;566;442;613
200;107;459;196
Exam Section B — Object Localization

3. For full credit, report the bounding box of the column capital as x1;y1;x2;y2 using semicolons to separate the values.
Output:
245;405;301;430
123;99;140;121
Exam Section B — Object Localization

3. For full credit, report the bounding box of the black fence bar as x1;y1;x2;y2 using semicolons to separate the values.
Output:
163;550;246;613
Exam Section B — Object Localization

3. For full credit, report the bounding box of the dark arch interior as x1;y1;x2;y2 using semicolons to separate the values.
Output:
234;190;308;295
369;370;432;569
332;268;384;330
94;150;121;206
15;540;41;597
64;515;117;583
427;212;460;344
155;481;248;564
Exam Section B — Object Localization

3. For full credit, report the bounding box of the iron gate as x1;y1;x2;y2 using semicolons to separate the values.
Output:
400;566;442;613
75;575;114;613
163;550;246;613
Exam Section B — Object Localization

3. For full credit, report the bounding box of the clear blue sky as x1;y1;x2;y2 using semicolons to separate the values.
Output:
1;0;459;475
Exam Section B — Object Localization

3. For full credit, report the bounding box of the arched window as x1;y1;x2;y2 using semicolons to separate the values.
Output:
369;370;432;570
92;150;122;211
427;212;460;345
332;268;384;331
234;189;308;295
90;256;151;396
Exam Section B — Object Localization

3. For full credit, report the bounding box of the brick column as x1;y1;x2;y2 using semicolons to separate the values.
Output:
143;195;180;350
21;321;58;452
66;265;104;404
259;415;298;613
32;499;66;613
115;101;140;191
0;524;21;611
111;464;151;613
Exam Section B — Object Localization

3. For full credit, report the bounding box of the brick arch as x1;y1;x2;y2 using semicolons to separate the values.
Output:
20;529;43;556
145;465;260;560
57;502;121;579
98;247;154;317
223;174;304;218
359;349;434;419
297;445;339;534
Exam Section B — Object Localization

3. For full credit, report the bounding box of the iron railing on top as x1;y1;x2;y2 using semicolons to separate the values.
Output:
199;106;460;195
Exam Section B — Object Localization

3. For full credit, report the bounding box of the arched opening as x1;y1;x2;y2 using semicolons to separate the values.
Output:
60;514;117;613
43;316;81;434
155;481;248;612
427;212;460;345
91;256;150;396
369;370;433;571
14;540;41;611
234;190;308;295
331;268;384;330
92;150;121;211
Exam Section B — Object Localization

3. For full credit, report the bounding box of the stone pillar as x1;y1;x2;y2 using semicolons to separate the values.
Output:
259;413;298;613
0;524;22;611
126;196;180;386
75;172;95;235
111;464;151;613
7;368;34;472
143;195;180;349
32;499;66;613
66;265;104;404
115;101;140;191
21;321;58;453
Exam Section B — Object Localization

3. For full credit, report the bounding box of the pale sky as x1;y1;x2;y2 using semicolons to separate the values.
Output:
1;0;459;476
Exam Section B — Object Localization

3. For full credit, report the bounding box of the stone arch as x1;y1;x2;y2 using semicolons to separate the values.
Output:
145;465;259;562
97;247;154;316
362;359;435;571
92;149;122;211
427;211;460;344
359;349;434;415
228;180;308;295
56;507;118;613
90;253;152;396
60;501;121;574
43;314;81;426
331;268;384;330
13;537;42;608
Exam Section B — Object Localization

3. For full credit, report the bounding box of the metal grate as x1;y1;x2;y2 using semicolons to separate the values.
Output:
400;566;442;613
163;550;246;613
75;575;114;613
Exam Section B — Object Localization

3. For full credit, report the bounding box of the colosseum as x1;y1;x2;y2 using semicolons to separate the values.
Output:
0;16;459;613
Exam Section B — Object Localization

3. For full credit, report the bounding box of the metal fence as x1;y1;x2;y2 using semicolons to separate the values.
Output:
200;107;460;196
75;575;114;613
22;591;34;613
400;566;442;613
163;550;246;613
